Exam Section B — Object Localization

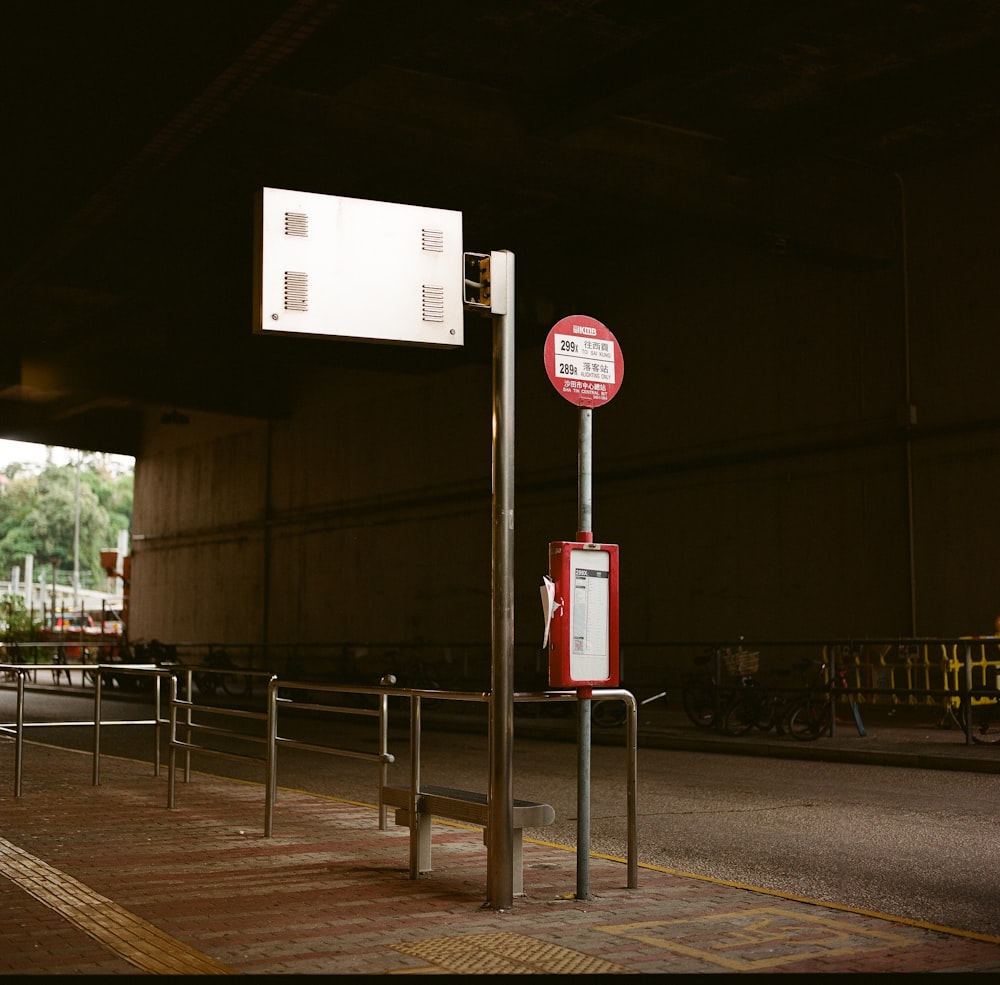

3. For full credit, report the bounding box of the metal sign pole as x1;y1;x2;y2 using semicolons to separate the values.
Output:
577;406;593;900
578;408;593;538
487;250;515;910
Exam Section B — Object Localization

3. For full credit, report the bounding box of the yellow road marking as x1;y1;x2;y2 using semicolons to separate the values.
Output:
597;906;913;971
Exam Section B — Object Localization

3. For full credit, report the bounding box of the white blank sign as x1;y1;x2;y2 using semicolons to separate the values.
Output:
253;187;464;347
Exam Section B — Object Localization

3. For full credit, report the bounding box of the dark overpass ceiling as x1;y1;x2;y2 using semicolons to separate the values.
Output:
2;0;998;455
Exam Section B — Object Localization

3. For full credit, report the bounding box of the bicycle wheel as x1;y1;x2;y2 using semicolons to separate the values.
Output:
723;686;773;735
220;671;251;697
193;672;218;696
681;682;717;728
747;680;777;731
787;694;830;740
969;689;1000;744
593;699;627;728
721;690;758;735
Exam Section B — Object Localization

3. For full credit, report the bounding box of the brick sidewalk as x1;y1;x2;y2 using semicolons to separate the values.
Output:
2;741;1000;975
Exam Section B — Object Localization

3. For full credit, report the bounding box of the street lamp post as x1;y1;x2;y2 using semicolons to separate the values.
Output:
72;453;81;616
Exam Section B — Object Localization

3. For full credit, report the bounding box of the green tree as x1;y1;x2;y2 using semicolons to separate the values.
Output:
0;453;133;590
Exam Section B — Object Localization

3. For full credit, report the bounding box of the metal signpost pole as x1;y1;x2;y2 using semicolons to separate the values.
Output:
487;250;516;910
577;406;593;900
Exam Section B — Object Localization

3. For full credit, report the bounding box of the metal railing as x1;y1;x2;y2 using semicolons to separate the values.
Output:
263;676;396;833
166;666;278;807
0;662;166;796
0;666;641;889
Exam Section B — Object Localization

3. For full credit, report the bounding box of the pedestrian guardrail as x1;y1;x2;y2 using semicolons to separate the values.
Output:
0;667;640;896
0;662;165;796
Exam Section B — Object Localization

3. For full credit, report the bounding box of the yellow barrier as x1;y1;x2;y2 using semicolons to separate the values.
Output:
946;638;1000;711
821;640;1000;711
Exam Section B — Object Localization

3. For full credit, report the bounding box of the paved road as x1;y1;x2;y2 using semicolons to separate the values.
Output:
6;687;999;940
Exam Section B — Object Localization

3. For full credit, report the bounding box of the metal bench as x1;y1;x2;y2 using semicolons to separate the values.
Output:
381;784;555;895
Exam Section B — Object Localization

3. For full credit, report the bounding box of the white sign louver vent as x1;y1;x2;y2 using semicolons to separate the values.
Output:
421;227;444;252
284;271;308;311
284;211;309;237
422;284;445;322
254;188;464;347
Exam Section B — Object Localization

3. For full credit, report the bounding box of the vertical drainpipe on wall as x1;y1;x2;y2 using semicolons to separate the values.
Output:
262;420;273;666
895;171;917;637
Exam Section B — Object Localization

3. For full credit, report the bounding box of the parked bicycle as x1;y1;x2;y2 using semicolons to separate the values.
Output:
722;659;817;738
192;648;252;698
680;644;761;730
785;659;867;740
941;660;1000;741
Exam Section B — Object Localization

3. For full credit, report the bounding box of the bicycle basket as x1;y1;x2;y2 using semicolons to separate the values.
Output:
723;648;760;676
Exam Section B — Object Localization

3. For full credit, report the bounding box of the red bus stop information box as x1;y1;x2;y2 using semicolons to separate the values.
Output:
547;540;620;689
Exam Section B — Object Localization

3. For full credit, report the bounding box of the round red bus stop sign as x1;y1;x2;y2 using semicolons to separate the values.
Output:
543;314;623;408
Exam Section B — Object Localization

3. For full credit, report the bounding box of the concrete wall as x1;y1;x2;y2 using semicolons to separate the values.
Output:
128;147;1000;681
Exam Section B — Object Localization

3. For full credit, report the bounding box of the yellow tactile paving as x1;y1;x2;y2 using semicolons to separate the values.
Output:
390;931;638;974
0;836;237;975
